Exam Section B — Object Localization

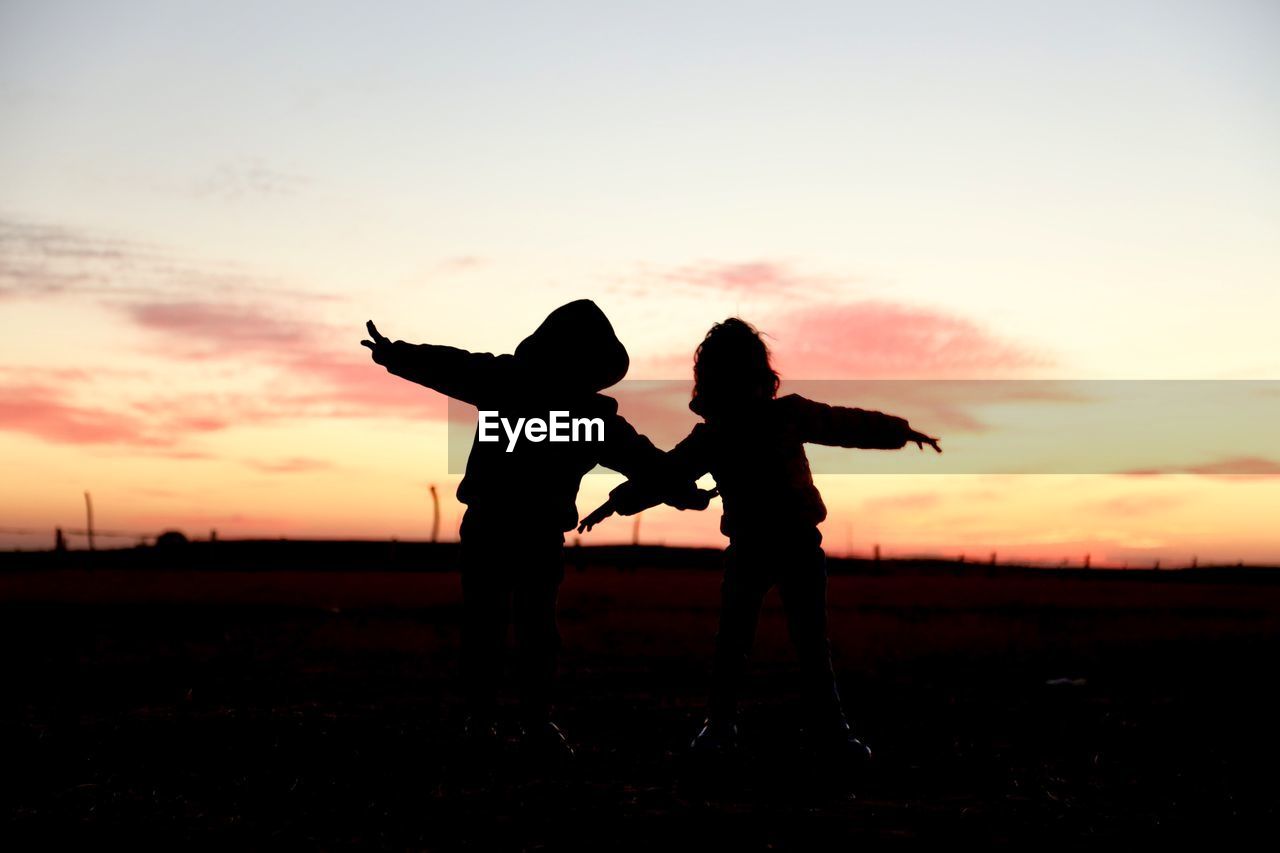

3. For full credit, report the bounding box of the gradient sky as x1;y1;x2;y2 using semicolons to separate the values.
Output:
2;1;1278;562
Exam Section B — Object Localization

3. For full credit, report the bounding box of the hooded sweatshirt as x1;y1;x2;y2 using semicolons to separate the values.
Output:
377;300;662;533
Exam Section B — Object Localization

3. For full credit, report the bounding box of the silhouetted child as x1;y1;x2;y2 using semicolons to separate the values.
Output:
578;318;940;760
363;300;710;760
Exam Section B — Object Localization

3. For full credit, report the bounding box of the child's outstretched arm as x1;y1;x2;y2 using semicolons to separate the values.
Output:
577;498;616;533
361;320;508;405
581;426;716;533
577;485;718;534
597;418;712;497
785;394;941;452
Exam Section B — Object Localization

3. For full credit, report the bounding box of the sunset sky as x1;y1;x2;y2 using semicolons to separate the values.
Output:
2;1;1278;563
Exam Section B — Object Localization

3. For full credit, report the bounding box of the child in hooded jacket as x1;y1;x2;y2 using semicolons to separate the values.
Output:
363;300;710;758
578;318;940;758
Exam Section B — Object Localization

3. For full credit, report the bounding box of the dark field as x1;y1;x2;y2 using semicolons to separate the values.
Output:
3;544;1279;847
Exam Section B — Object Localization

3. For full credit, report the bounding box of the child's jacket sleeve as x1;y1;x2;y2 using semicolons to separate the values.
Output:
783;394;913;449
608;426;712;516
379;341;509;406
597;415;664;479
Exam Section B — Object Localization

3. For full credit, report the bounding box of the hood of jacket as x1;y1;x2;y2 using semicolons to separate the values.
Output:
513;299;629;393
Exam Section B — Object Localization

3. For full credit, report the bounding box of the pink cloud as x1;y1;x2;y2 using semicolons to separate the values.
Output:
0;383;153;445
862;492;943;512
0;381;281;448
628;299;1053;436
438;256;484;272
0;361;444;449
274;352;449;420
659;261;825;294
2;220;457;449
1124;457;1280;479
1093;494;1187;516
2;293;1055;452
126;300;317;358
770;301;1044;379
243;456;333;474
635;300;1044;381
1189;457;1280;476
127;299;449;420
146;449;215;460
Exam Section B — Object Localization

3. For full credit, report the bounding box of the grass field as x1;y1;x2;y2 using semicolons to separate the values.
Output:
2;544;1279;846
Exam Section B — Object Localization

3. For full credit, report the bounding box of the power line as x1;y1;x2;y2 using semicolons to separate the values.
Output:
0;526;151;539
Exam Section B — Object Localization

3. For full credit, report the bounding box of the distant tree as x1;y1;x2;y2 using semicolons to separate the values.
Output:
155;530;189;549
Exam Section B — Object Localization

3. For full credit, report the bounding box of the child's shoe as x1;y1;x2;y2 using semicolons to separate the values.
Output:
805;717;872;765
689;717;740;754
519;718;576;764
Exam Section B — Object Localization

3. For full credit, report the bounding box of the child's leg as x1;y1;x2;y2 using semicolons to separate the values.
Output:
708;544;772;722
459;557;511;722
511;540;566;723
777;541;845;728
458;513;515;722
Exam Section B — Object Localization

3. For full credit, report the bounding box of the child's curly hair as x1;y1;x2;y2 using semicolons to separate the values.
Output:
690;318;780;418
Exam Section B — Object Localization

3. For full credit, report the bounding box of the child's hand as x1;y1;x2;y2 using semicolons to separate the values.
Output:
668;487;719;511
577;500;615;533
907;429;942;453
360;320;393;365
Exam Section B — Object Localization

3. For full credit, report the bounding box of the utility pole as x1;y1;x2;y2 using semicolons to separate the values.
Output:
429;485;441;544
83;491;95;552
632;514;641;546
